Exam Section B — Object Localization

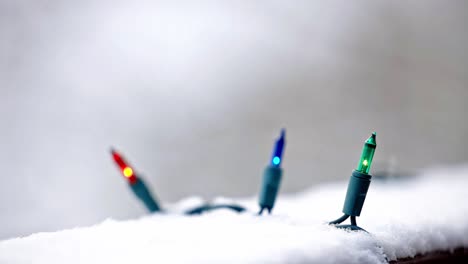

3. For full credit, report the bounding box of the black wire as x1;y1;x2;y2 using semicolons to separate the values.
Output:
258;207;273;215
185;204;246;215
350;216;357;226
329;214;349;225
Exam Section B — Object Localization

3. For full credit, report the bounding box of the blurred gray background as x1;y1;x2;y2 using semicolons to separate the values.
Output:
1;0;467;240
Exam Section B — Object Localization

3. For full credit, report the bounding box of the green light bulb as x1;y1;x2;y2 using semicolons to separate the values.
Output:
356;132;377;174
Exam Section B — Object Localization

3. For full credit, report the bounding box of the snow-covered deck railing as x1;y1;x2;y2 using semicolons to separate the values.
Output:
1;166;467;264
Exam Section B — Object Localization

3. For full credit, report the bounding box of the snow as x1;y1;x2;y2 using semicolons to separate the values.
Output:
1;166;467;264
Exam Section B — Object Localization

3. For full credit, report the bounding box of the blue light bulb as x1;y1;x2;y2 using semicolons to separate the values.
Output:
259;128;286;215
270;129;285;167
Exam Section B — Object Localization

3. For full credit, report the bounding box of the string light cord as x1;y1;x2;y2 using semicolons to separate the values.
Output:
329;215;366;232
329;214;349;225
258;207;272;215
184;204;246;215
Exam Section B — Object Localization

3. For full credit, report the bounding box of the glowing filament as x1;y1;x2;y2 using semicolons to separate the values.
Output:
273;156;281;165
123;167;134;178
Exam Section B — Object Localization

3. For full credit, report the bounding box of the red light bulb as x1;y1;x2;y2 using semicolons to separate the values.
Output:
111;148;137;184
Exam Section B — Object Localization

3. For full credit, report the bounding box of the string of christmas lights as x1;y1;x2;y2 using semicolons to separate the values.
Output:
110;130;378;233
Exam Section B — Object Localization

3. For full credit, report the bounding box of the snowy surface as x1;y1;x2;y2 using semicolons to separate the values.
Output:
1;166;467;264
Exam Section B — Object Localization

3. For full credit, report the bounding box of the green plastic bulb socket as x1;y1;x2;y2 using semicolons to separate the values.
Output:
130;178;161;213
258;166;283;213
342;170;372;216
